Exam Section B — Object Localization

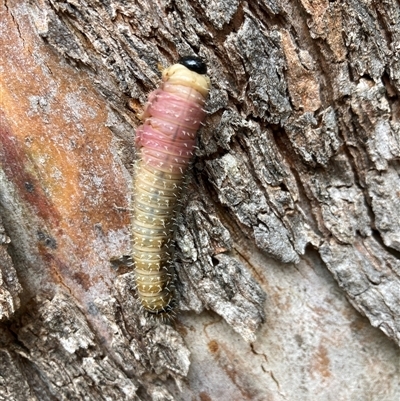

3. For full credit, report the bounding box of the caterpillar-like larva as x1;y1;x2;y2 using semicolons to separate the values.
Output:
132;57;210;314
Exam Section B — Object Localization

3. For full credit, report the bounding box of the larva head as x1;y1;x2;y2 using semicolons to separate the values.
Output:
162;58;210;98
178;56;207;74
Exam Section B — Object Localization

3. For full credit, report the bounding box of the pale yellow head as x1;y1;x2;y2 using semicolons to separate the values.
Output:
162;63;210;98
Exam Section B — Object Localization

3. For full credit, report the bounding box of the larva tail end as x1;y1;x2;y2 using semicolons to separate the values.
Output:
143;298;177;322
147;298;176;315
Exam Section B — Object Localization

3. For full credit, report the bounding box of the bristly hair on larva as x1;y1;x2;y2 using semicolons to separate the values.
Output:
132;56;211;315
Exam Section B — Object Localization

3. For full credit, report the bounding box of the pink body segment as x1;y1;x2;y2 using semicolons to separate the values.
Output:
132;61;210;313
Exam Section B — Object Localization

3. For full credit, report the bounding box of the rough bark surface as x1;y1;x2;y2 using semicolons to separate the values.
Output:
1;0;400;400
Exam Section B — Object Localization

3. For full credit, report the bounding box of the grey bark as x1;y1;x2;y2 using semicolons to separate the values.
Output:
1;0;400;400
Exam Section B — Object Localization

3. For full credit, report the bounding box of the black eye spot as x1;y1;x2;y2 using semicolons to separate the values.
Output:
37;230;57;249
178;56;207;75
25;182;34;192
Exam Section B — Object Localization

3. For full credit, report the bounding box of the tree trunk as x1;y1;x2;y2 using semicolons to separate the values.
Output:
1;0;400;400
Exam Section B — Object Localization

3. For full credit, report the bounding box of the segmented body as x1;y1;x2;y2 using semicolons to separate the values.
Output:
132;57;210;313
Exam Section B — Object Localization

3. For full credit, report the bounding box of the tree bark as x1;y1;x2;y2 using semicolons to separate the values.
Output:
1;0;400;400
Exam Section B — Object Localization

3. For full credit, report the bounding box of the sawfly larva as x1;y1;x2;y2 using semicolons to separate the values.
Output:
132;56;210;314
